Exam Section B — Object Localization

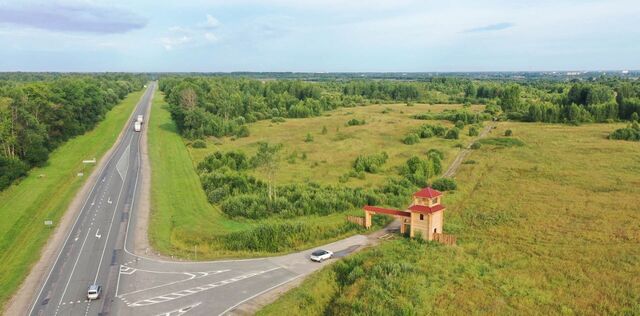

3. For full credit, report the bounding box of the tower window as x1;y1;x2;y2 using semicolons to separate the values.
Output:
420;214;424;220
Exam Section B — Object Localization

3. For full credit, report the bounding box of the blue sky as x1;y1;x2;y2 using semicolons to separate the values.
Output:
0;0;638;72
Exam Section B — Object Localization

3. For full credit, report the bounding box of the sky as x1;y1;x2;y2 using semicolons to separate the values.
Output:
0;0;638;72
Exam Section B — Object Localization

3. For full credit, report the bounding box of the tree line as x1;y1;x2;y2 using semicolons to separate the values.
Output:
0;74;146;190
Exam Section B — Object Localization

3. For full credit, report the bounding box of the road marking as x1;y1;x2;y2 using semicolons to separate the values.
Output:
217;273;304;316
118;268;229;297
155;302;202;316
57;227;92;308
128;268;281;307
95;229;101;239
116;143;130;180
93;136;134;285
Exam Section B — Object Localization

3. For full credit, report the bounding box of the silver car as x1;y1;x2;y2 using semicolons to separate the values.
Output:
310;249;333;262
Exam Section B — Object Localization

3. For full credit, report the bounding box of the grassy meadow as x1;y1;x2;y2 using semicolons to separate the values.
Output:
147;94;485;259
190;103;485;188
0;90;144;311
259;122;640;315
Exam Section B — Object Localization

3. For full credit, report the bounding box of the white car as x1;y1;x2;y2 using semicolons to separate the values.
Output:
87;284;101;300
310;249;333;262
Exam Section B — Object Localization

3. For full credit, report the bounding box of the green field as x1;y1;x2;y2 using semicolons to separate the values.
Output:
147;94;484;259
259;122;640;315
191;103;485;188
0;90;143;310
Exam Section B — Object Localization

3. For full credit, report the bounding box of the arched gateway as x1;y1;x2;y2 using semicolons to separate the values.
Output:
363;187;445;241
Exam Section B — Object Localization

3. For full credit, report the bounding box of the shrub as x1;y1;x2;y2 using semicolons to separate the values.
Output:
505;129;513;136
632;112;639;122
416;124;446;138
431;178;457;191
236;125;250;138
470;142;481;149
462;160;476;164
305;133;314;142
271;117;286;123
400;155;441;187
455;120;465;129
445;128;460;139
321;126;328;134
347;118;366;126
353;152;388;173
468;126;479;137
403;133;420;145
609;123;640;141
191;139;207;148
0;156;29;190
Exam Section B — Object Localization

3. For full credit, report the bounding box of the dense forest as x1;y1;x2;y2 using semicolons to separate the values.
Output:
159;76;640;140
0;74;146;190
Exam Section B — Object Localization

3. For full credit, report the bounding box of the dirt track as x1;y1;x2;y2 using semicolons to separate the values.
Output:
443;123;496;178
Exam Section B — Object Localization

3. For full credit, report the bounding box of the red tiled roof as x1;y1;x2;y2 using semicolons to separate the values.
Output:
413;187;442;198
407;204;445;214
363;205;410;217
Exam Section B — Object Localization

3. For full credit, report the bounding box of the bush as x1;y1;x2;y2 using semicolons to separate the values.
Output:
445;128;460;139
191;139;207;148
455;120;465;129
271;117;286;123
416;124;446;138
431;178;457;191
0;156;29;190
632;112;639;122
353;152;388;173
504;129;513;136
468;126;479;136
400;155;442;187
236;125;250;138
305;133;314;142
403;133;420;145
347;118;366;126
321;126;328;134
609;123;640;141
470;142;481;149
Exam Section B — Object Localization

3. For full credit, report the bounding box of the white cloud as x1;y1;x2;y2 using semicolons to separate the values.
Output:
161;35;192;50
204;32;218;42
160;14;222;50
200;14;220;29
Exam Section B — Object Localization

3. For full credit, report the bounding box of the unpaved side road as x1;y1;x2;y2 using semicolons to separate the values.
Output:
3;90;148;316
443;123;496;178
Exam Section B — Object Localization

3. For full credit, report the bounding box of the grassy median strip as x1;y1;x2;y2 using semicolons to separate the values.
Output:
0;90;143;310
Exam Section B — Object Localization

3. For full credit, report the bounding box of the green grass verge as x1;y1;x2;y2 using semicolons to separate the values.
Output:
0;90;144;311
259;122;640;315
147;92;390;260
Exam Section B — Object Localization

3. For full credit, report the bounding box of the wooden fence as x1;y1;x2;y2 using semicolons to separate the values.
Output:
433;233;457;246
346;215;365;227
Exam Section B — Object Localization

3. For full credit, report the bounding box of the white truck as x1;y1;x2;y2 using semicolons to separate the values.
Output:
134;121;141;132
137;115;144;124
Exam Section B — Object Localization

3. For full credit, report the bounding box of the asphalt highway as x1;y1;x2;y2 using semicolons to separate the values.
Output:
28;82;369;316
